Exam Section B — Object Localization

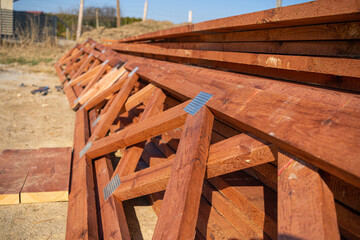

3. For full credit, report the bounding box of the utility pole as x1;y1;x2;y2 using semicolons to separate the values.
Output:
188;10;192;23
276;0;282;8
116;0;121;27
76;0;84;40
95;8;99;28
142;0;148;22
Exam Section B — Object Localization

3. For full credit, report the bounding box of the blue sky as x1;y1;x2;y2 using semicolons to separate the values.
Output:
14;0;311;24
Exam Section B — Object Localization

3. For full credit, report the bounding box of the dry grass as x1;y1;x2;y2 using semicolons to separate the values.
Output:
0;16;72;73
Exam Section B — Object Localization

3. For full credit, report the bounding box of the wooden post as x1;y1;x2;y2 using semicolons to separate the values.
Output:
116;0;121;27
142;0;148;22
188;10;192;23
278;150;340;239
66;27;69;40
95;8;99;28
276;0;282;8
153;106;214;239
76;0;84;40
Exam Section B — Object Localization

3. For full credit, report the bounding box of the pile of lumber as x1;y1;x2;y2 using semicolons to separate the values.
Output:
55;0;360;239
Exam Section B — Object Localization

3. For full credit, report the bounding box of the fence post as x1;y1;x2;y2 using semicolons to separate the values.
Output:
188;10;192;23
142;0;148;22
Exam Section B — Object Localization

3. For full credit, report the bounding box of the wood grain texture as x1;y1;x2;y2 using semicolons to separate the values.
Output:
112;133;275;201
66;109;98;240
153;106;214;240
21;147;72;203
208;172;277;239
94;157;130;240
119;57;360;188
148;40;360;58
89;73;138;141
111;43;360;78
278;150;340;240
0;149;41;205
112;86;166;178
86;101;190;159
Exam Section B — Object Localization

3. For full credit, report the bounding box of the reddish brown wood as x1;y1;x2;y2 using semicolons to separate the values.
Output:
118;57;360;188
111;43;360;78
94;157;131;240
112;133;275;201
66;109;98;240
112;87;166;178
160;21;360;43
86;101;190;159
278;150;340;240
148;40;360;58
153;107;214;239
89;73;139;141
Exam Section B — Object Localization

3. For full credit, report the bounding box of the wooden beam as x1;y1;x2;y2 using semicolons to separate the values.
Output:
66;109;98;240
147;40;360;58
86;101;190;159
89;72;139;141
112;133;274;201
159;21;360;43
112;86;166;177
278;150;340;239
94;157;131;240
153;106;214;239
111;43;360;78
119;56;360;188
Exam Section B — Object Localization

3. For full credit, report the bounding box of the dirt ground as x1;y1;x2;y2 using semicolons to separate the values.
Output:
0;64;157;239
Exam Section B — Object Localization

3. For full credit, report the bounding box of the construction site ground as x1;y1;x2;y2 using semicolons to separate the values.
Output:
0;61;158;240
0;19;176;239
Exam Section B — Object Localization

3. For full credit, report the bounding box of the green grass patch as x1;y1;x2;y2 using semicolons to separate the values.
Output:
0;56;53;65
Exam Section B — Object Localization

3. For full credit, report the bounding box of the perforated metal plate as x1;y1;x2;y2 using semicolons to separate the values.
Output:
183;92;213;115
74;96;81;104
92;115;101;127
104;174;121;200
128;67;139;77
79;141;92;158
79;101;88;110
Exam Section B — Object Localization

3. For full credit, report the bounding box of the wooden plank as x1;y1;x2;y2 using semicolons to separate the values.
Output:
67;64;103;87
21;147;72;203
118;0;360;42
321;171;360;213
111;43;360;78
148;40;360;58
94;157;131;240
159;21;360;42
89;72;139;141
207;172;277;239
0;149;40;205
112;86;166;178
153;106;214;239
66;109;98;240
278;150;340;240
119;57;360;188
112;133;275;201
86;101;190;159
82;72;129;111
77;67;127;106
336;203;360;240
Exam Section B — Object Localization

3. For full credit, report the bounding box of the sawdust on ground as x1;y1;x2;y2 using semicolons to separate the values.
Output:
0;59;157;239
80;19;187;42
